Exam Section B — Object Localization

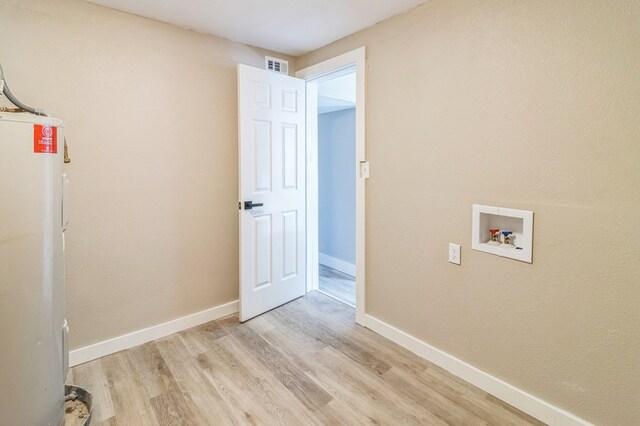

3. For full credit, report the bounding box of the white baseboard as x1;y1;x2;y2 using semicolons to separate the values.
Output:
360;314;592;426
319;252;356;276
69;300;239;367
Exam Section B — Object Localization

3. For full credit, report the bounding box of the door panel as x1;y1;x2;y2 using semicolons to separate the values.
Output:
282;210;298;279
253;214;272;290
282;124;298;189
253;120;272;193
238;64;306;321
282;89;298;112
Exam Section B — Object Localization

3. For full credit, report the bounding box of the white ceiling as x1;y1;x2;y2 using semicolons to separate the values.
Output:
319;71;355;114
319;72;356;104
84;0;426;56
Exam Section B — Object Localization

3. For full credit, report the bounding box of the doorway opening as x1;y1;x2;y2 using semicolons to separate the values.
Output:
296;47;366;323
316;70;356;306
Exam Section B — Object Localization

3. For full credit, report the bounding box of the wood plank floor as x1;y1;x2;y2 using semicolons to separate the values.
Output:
68;292;545;426
318;264;356;306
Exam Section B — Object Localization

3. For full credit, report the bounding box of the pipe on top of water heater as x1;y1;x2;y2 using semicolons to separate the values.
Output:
0;63;48;117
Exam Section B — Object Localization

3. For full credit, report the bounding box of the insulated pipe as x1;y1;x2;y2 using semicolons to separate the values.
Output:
0;63;47;116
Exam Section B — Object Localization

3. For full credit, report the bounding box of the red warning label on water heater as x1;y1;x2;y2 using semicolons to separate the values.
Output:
34;124;57;154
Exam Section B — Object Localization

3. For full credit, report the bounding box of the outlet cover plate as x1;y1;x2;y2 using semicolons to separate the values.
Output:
449;243;461;265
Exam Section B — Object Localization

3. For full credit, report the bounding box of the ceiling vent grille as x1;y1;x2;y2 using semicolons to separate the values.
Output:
265;56;288;75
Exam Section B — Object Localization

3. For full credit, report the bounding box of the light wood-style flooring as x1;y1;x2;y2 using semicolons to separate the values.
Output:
68;292;545;425
318;264;356;306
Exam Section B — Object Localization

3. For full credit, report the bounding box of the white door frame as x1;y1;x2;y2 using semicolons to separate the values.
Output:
295;47;366;325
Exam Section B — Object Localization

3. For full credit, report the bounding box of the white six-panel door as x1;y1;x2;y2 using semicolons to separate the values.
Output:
238;64;306;322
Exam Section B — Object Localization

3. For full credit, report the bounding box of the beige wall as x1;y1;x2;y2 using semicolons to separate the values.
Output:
2;0;638;424
0;0;294;350
298;1;640;425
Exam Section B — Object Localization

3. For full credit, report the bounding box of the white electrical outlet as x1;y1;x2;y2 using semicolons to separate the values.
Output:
449;243;461;265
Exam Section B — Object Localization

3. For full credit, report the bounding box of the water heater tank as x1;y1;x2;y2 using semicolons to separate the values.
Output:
0;113;67;425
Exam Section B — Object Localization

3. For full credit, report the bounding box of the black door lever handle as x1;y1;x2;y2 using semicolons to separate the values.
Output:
244;201;264;210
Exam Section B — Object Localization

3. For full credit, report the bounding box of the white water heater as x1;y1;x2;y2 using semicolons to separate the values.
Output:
0;113;68;425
